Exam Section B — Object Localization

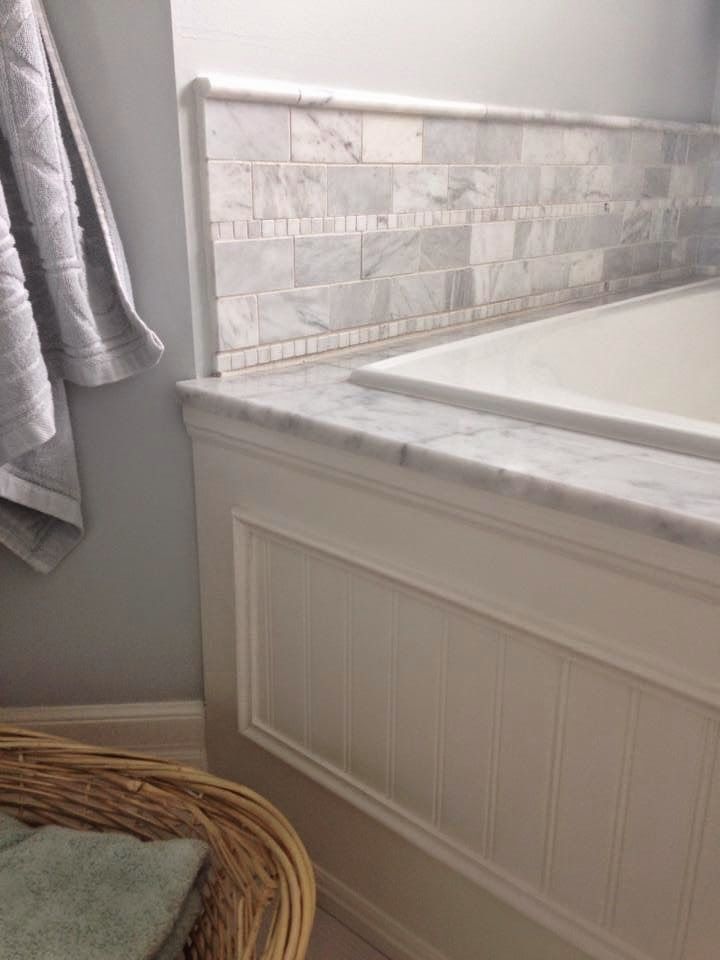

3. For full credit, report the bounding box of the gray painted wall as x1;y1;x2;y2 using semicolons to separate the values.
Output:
0;0;202;706
2;1;719;709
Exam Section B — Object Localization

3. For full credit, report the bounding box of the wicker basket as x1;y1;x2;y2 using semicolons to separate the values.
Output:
0;725;315;960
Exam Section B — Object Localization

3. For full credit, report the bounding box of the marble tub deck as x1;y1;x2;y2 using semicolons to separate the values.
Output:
178;286;720;557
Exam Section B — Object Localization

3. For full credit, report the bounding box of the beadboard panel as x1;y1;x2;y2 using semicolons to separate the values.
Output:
233;508;720;960
186;415;720;960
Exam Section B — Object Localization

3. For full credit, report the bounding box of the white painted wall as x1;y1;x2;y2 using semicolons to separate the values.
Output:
0;0;202;706
172;0;720;122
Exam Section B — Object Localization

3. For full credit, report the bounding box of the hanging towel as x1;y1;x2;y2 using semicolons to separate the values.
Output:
0;0;163;572
0;812;208;960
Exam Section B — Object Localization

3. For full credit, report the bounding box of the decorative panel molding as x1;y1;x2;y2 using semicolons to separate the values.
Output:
233;509;719;960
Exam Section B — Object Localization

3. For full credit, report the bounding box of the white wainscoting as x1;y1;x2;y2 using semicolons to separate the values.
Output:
234;508;720;960
0;700;208;769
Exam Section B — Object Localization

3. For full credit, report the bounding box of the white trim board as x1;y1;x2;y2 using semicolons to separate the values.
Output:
0;700;207;769
316;865;447;960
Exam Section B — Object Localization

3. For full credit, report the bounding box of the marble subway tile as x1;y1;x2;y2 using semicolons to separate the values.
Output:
631;130;664;164
216;295;259;350
497;165;540;206
641;166;671;199
587;212;623;248
362;113;423;162
661;237;689;267
662;132;688;165
513;219;556;258
603;246;632;280
524;125;630;164
659;207;680;242
393;165;448;212
698;235;720;266
470;220;516;263
677;205;705;238
451;267;476;308
253;164;326;219
529;255;569;294
419;225;471;270
522;125;565;163
327;165;392;215
539;165;612;203
423;118;478;163
295;233;361;287
489;259;531;300
390;270;454;318
362;228;421;277
621;204;653;244
204;100;290;161
669;165;698;198
567;249;604;286
564;127;631;164
612;165;645;200
554;213;621;253
207;161;252;222
474;121;523;163
291;109;362;162
632;241;662;275
448;166;497;209
258;286;330;342
687;133;716;164
214;237;294;296
328;278;392;329
707;162;720;196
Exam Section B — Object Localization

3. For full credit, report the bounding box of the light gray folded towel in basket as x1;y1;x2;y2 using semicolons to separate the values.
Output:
0;812;208;960
0;0;163;572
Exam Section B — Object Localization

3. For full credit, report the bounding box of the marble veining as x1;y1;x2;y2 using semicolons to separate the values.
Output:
393;166;449;212
203;99;290;161
198;76;720;373
217;294;258;350
291;109;362;163
258;287;330;342
448;166;497;210
207;161;252;221
295;233;361;287
253;164;327;220
362;113;422;163
328;278;392;330
362;229;421;278
178;287;720;557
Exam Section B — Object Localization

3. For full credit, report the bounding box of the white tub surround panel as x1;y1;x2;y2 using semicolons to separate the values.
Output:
180;301;720;959
195;76;720;374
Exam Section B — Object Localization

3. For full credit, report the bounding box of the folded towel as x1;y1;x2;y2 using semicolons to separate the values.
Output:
0;812;208;960
0;0;163;572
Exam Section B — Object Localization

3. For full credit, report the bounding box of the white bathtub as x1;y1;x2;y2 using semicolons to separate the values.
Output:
351;278;720;460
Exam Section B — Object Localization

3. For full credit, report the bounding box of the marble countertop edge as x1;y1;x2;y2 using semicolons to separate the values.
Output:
177;369;720;559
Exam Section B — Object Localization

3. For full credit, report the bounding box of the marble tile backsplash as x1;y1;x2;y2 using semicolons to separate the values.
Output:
199;86;720;373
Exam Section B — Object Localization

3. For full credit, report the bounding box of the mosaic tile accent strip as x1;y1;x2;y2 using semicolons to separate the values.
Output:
197;79;720;373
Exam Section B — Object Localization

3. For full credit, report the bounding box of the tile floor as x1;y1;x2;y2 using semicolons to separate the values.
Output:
307;908;389;960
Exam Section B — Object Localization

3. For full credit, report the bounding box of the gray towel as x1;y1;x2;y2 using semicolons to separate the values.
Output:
0;812;208;960
0;0;163;572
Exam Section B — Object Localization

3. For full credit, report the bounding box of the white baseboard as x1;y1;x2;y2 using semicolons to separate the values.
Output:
0;700;207;769
316;864;448;960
